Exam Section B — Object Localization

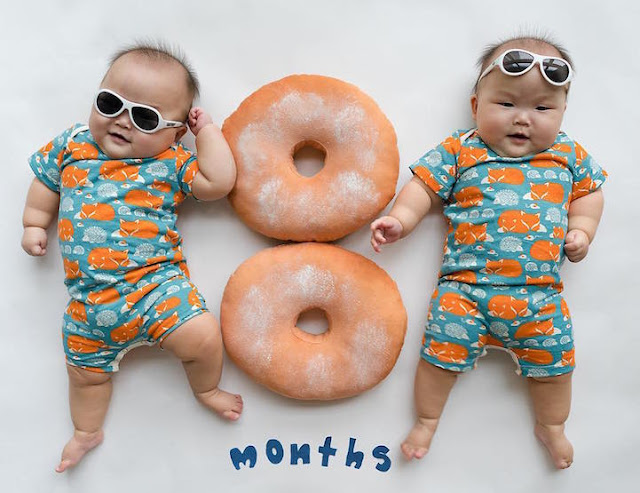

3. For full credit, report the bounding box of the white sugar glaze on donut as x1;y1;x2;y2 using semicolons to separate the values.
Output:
220;243;407;400
223;75;399;242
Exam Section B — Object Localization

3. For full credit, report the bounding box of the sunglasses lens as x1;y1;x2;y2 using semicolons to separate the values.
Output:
543;59;570;83
131;107;160;131
96;91;123;115
502;50;535;73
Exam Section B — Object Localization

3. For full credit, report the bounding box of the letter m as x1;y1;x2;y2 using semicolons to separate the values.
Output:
230;445;257;470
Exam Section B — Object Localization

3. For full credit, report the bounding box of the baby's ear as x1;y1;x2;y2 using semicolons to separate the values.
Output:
470;94;479;121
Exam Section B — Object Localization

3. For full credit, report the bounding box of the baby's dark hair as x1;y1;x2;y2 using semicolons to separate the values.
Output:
108;40;200;101
473;33;574;93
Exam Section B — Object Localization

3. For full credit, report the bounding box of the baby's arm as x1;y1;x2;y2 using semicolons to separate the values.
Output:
22;178;60;256
188;107;237;201
564;189;604;263
371;176;442;252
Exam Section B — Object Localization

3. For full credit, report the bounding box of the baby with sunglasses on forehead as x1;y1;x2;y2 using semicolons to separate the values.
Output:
371;35;606;469
21;42;243;472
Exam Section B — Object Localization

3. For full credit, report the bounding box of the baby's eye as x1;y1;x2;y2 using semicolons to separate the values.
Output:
499;102;514;107
536;106;550;111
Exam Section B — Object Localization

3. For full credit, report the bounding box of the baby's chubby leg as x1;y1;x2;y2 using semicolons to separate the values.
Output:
161;313;243;420
57;366;112;473
401;359;458;460
527;372;573;469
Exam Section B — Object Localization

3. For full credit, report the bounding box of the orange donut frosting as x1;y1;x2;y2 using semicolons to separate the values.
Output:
220;243;407;400
222;75;399;242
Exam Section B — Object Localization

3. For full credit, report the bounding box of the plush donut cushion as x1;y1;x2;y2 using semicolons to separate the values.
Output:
220;243;407;400
222;75;399;242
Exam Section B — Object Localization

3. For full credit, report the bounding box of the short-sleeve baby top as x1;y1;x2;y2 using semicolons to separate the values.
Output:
29;124;200;301
410;129;607;287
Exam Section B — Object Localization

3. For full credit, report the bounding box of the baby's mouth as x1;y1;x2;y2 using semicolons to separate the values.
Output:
508;133;529;141
109;131;131;144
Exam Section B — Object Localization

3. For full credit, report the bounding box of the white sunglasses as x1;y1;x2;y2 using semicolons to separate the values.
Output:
478;49;574;86
94;89;186;133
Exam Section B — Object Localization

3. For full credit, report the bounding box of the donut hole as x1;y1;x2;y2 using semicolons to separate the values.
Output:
293;141;326;177
295;307;329;340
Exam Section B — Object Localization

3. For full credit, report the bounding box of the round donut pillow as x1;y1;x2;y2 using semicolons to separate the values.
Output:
222;75;399;242
220;243;407;400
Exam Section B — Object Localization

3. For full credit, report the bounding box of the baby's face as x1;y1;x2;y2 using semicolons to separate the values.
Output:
471;44;568;158
89;54;191;159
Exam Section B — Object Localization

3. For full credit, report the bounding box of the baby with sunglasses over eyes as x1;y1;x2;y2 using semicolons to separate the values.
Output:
371;35;606;469
22;42;243;472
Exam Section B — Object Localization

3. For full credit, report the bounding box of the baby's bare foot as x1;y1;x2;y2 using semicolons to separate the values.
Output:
55;429;104;473
535;423;574;469
196;387;243;421
401;417;438;460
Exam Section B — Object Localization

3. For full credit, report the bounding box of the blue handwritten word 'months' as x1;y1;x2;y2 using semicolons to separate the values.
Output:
230;436;391;472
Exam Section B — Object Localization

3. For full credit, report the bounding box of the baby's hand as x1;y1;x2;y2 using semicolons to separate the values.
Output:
188;107;215;136
564;229;590;262
22;226;48;256
371;216;403;253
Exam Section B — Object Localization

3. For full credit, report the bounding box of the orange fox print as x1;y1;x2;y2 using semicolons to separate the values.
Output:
178;261;191;278
58;218;74;241
87;248;131;270
188;289;203;309
525;275;557;285
124;264;161;284
78;203;116;221
67;334;105;354
150;180;172;193
538;303;557;316
117;219;160;239
485;259;522;277
66;300;87;323
512;347;554;365
485;334;505;347
163;229;181;246
148;312;180;340
514;319;556;339
63;258;82;279
497;210;544;233
61;166;90;187
574;142;588;165
446;270;477;284
571;176;596;200
454;186;483;208
530;158;565;169
68;141;99;160
86;287;120;305
124;190;164;209
488;295;529;319
560;299;571;319
454;222;487;245
530;241;561;261
486;167;525;185
100;160;140;181
458;146;488;167
527;183;565;203
427;340;469;364
550;143;572;154
123;282;159;310
553;227;565;239
561;348;575;367
155;297;181;316
181;160;198;184
439;292;479;317
441;135;461;156
413;167;443;193
111;316;143;344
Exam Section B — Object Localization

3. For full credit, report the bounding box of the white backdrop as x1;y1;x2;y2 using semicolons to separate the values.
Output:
2;1;639;492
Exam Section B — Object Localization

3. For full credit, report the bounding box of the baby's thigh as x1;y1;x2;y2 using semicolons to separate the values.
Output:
421;283;488;373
